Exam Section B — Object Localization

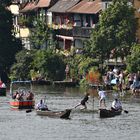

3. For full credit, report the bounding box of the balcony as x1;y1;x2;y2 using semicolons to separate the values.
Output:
73;26;92;38
53;25;93;38
54;28;73;37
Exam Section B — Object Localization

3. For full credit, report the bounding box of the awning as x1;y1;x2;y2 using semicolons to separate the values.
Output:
56;35;74;41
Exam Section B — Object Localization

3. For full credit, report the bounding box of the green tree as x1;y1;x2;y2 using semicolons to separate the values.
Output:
30;18;56;50
0;1;22;81
10;50;35;80
84;0;137;68
32;50;65;81
126;44;140;73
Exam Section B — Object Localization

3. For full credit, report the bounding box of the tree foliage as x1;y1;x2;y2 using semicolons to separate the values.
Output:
32;50;65;81
0;0;11;6
0;1;22;80
30;18;56;50
10;50;36;80
126;44;140;73
84;0;137;64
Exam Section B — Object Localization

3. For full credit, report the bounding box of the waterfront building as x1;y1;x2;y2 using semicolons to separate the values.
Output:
9;0;140;49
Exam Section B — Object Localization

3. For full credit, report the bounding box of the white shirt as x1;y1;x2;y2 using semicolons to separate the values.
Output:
36;102;48;110
1;83;6;88
112;100;122;110
98;90;106;99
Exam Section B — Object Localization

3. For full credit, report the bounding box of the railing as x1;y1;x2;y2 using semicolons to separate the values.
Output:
54;28;73;36
53;26;93;38
73;26;92;38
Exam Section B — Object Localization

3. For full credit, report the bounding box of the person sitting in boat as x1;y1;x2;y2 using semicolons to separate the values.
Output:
74;92;90;109
111;98;122;111
97;87;106;108
26;91;34;100
36;99;48;111
12;91;19;99
16;92;23;101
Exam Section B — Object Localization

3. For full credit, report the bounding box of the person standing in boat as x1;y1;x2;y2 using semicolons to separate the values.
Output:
111;98;122;111
97;87;106;108
36;99;48;111
74;92;90;109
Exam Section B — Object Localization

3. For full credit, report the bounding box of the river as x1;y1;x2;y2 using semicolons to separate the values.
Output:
0;85;140;140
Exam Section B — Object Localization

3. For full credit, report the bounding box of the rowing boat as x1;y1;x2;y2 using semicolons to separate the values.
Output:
9;81;35;109
10;100;35;109
99;109;122;118
36;109;71;119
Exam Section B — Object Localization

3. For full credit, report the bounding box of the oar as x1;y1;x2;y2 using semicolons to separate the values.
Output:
26;109;32;113
123;109;128;114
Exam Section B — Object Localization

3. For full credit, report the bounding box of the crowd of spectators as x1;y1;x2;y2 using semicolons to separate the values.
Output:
103;67;140;95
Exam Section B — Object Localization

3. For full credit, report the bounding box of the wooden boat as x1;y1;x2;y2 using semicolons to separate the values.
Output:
9;81;35;109
0;87;6;96
36;109;71;119
99;109;122;118
10;100;35;109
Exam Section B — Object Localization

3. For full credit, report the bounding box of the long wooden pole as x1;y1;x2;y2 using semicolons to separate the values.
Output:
92;96;94;111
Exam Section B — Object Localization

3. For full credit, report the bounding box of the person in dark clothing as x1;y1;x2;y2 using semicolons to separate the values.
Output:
74;92;90;109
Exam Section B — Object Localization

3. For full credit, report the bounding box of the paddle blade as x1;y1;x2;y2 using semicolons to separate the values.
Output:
26;109;32;113
124;110;128;114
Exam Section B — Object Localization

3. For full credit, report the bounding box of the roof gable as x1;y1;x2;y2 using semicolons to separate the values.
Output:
67;0;102;14
35;0;51;8
48;0;81;13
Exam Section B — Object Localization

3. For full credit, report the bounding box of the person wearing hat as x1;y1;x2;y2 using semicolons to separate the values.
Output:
111;98;122;111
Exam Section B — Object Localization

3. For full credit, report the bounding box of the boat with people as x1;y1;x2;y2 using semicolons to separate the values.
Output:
9;81;35;109
99;108;122;118
36;109;72;119
35;98;71;119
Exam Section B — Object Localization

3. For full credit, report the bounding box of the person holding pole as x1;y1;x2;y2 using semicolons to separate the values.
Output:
74;92;90;109
97;87;106;108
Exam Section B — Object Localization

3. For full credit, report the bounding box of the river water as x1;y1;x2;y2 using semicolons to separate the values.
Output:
0;85;140;140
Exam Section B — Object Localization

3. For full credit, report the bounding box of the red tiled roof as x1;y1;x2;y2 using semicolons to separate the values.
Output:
19;2;37;13
20;0;52;12
48;0;81;13
35;0;51;8
67;0;102;14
